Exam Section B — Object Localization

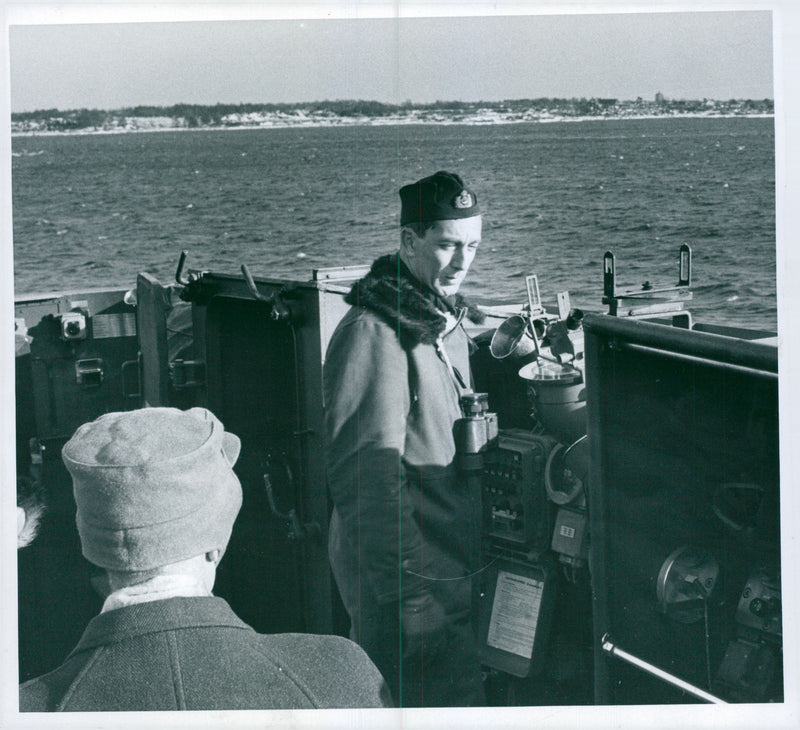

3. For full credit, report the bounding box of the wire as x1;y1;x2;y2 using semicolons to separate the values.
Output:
405;555;500;582
563;433;589;461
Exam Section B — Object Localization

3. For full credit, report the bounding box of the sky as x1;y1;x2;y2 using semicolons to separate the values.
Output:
7;8;775;112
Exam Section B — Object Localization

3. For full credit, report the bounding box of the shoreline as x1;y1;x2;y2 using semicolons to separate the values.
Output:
11;112;774;139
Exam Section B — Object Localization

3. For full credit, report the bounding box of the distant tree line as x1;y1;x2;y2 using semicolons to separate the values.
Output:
12;97;775;132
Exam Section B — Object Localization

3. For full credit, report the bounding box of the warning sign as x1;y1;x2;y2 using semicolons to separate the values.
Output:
486;570;544;659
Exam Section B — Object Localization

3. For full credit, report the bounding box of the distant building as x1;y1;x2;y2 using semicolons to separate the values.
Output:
655;92;666;105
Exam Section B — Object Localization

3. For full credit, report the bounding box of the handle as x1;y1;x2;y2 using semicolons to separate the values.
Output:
241;264;291;321
600;633;726;704
263;470;320;543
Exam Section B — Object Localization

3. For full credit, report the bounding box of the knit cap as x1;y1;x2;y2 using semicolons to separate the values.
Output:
62;407;242;571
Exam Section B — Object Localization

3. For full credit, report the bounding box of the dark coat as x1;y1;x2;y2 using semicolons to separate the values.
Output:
19;596;392;711
323;254;485;706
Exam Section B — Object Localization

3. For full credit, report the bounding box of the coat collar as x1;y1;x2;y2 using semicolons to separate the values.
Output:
69;596;252;655
344;254;484;346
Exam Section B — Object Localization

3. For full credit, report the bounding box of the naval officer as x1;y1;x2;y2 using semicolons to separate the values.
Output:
324;170;486;706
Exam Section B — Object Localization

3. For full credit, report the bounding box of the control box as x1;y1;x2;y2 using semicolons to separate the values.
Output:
551;506;589;565
482;429;556;549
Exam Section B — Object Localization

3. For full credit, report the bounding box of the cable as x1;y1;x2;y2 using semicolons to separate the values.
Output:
405;555;500;582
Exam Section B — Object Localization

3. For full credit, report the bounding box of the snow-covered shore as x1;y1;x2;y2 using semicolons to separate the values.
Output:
11;105;774;137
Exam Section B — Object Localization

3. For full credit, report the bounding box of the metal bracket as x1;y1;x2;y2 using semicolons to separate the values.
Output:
120;358;141;400
175;250;207;286
603;245;693;322
75;358;104;388
556;291;571;321
313;264;371;282
241;264;292;322
168;358;206;389
525;274;544;316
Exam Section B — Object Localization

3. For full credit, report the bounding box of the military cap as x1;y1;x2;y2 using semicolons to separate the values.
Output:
399;170;480;225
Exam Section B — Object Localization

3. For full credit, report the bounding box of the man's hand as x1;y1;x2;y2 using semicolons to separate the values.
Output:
399;592;448;657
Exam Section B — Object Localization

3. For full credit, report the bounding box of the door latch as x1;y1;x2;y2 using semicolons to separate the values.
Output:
263;471;320;543
75;358;104;388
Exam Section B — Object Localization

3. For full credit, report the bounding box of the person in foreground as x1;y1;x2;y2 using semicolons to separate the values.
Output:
17;475;46;550
324;170;486;707
19;406;392;712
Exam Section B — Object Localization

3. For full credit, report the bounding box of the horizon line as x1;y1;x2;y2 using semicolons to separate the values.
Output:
11;96;776;116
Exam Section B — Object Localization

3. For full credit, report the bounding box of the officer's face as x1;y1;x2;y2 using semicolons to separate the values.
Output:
405;216;482;297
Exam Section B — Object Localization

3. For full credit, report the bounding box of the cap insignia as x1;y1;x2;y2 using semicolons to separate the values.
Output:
453;190;474;209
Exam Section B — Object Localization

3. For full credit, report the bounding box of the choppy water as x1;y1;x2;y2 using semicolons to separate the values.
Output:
12;117;776;330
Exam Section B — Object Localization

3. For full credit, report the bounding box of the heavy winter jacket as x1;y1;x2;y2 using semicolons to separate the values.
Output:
324;254;484;612
19;596;392;711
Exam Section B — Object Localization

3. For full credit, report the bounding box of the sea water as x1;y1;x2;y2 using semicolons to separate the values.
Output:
11;116;777;330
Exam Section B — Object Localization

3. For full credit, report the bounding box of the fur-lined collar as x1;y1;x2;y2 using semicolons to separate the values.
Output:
345;254;484;346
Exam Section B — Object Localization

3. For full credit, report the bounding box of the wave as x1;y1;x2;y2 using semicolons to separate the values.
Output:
12;117;776;331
